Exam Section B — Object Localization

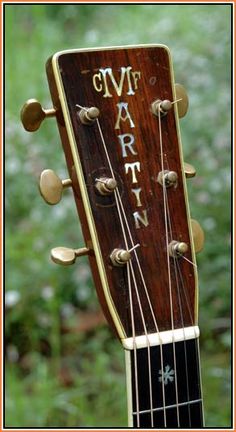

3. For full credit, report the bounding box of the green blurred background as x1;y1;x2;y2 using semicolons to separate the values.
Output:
5;4;231;427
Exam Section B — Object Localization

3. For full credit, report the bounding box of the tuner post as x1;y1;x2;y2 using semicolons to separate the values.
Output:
158;170;178;188
110;244;140;267
78;106;100;125
168;240;188;258
110;249;131;267
151;99;172;117
95;177;117;195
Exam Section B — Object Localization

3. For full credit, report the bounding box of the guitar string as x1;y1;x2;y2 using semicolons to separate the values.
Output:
160;143;197;427
175;259;205;424
95;115;167;426
95;119;155;425
164;188;192;426
157;110;180;426
107;182;154;425
160;108;203;426
93;114;156;427
127;262;140;427
114;187;142;426
115;190;167;426
158;97;201;425
172;218;204;417
115;108;202;426
77;104;170;426
107;102;203;425
75;104;143;425
129;260;154;426
78;103;200;426
163;162;204;425
77;104;203;426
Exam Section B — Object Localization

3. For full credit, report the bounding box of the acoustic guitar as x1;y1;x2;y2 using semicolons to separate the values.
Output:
21;44;205;428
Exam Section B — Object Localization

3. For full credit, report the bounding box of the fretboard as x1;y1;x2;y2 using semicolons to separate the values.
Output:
125;336;204;428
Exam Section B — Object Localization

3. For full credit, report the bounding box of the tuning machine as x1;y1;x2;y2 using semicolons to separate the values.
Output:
184;162;196;179
39;169;72;205
20;99;58;132
175;84;189;118
51;246;90;266
77;106;100;125
191;219;205;253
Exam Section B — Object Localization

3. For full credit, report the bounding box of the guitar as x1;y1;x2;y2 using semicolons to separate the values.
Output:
21;44;205;428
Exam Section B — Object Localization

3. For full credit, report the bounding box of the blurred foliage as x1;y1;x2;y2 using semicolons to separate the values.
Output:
5;4;231;427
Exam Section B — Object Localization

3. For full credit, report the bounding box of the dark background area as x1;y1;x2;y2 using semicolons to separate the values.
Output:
5;4;231;427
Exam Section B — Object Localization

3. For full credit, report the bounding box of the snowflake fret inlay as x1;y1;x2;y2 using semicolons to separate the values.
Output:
158;364;175;385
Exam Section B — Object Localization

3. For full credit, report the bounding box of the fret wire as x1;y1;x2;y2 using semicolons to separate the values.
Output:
133;398;203;415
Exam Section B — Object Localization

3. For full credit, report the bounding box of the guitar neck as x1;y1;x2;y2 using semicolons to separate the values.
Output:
125;330;204;427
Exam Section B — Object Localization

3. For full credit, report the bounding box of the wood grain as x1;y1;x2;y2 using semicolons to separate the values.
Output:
46;46;197;339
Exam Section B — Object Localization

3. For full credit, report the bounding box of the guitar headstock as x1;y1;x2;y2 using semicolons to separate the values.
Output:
21;45;204;343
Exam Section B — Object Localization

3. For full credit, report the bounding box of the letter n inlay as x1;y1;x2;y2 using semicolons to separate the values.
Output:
133;210;149;229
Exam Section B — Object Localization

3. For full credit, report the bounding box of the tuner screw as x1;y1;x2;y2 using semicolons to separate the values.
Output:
39;169;72;205
168;241;188;258
191;219;204;253
158;170;178;188
184;162;196;178
151;99;172;117
95;177;117;195
78;106;100;125
21;99;56;132
175;84;189;118
51;246;90;266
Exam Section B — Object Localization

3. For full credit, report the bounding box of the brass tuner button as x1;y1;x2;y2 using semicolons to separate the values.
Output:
191;219;205;253
184;162;196;178
168;240;188;258
51;246;90;266
175;84;189;118
39;169;72;205
78;106;100;125
20;99;56;132
95;177;117;195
